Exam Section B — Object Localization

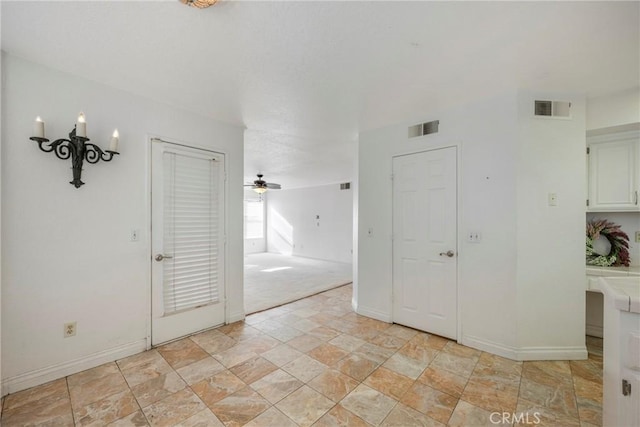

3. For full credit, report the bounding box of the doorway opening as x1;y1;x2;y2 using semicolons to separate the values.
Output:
243;184;353;315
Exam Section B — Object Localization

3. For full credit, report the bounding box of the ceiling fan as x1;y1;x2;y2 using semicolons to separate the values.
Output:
244;174;281;194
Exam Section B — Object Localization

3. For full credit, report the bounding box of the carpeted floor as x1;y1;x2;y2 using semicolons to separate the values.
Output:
244;252;352;314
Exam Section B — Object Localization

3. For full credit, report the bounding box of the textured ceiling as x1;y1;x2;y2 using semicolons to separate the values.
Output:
2;1;639;188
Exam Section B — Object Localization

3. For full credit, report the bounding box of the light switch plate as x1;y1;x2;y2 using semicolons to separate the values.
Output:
467;232;482;243
635;231;640;243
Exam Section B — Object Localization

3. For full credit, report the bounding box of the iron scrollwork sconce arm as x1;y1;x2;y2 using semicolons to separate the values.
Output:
29;127;119;188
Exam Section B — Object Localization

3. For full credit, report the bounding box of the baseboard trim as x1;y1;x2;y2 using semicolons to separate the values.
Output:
462;335;588;361
356;305;392;323
515;346;588;361
586;324;603;338
228;310;245;324
461;335;518;360
2;339;147;396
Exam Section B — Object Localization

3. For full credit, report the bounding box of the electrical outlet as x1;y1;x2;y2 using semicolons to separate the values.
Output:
130;229;139;242
64;322;77;338
636;231;640;243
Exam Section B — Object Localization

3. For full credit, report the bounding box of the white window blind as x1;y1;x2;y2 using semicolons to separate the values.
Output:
163;151;221;314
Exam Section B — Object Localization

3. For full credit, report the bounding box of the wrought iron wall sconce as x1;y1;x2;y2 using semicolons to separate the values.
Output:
29;113;120;188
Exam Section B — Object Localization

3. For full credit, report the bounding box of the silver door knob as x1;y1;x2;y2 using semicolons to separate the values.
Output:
155;254;173;261
439;250;455;257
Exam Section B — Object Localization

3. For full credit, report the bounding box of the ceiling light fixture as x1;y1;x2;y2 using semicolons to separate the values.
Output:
253;186;267;194
244;174;281;194
180;0;218;8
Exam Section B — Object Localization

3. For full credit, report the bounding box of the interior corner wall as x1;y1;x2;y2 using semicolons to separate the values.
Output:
586;88;640;130
1;54;244;395
0;49;4;393
266;184;353;264
515;91;587;359
351;139;360;310
357;92;520;356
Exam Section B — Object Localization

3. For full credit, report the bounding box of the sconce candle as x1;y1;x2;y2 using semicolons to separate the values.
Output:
109;129;119;152
34;116;45;138
76;113;86;138
28;114;119;188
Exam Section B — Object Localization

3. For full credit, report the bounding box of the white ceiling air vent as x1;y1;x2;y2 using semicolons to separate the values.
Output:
340;182;351;190
534;100;571;118
408;120;439;138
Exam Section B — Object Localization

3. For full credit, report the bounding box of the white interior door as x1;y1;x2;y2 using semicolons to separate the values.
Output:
392;147;457;339
151;139;225;345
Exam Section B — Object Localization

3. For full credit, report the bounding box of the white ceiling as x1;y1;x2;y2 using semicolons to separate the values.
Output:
2;1;639;189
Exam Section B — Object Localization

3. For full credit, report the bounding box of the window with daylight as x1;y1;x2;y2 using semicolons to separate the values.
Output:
244;199;265;239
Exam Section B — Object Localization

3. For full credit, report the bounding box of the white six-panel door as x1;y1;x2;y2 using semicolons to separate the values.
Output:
151;139;226;345
392;147;457;339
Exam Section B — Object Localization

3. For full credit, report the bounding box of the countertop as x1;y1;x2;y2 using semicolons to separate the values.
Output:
597;276;640;313
586;265;640;277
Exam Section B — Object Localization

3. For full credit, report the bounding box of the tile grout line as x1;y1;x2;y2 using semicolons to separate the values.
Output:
116;353;148;426
64;377;76;426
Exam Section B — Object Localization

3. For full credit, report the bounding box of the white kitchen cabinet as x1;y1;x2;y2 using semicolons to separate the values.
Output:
587;130;639;212
599;277;640;427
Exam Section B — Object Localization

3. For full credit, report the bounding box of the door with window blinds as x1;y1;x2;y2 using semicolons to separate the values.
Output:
151;140;225;345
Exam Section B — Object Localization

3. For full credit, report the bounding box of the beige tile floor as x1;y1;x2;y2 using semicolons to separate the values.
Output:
1;285;603;426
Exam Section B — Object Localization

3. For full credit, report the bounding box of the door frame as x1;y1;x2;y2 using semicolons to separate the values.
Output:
146;134;230;348
391;141;463;342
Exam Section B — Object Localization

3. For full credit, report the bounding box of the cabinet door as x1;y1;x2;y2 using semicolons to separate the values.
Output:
588;132;639;211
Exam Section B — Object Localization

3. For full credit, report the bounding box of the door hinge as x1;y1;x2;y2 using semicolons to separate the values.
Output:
586;199;589;207
586;147;590;155
622;379;631;396
390;173;394;181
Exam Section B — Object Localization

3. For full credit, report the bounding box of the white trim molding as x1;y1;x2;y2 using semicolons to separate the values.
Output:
462;334;588;361
356;305;392;323
2;339;147;396
585;324;603;339
227;310;245;324
461;335;519;360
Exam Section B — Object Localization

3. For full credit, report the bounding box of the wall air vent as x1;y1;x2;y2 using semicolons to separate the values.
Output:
340;182;351;190
534;100;571;118
408;120;439;138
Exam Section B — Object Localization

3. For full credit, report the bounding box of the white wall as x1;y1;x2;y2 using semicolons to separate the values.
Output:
1;54;245;394
267;184;353;264
357;92;520;354
0;45;3;394
356;90;587;360
586;88;640;130
515;92;587;357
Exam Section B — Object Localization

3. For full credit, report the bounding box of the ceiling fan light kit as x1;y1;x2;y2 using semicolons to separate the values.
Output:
253;187;267;194
180;0;218;9
245;173;281;194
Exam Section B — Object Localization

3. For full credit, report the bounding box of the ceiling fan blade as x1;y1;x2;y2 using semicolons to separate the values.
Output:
265;183;281;189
